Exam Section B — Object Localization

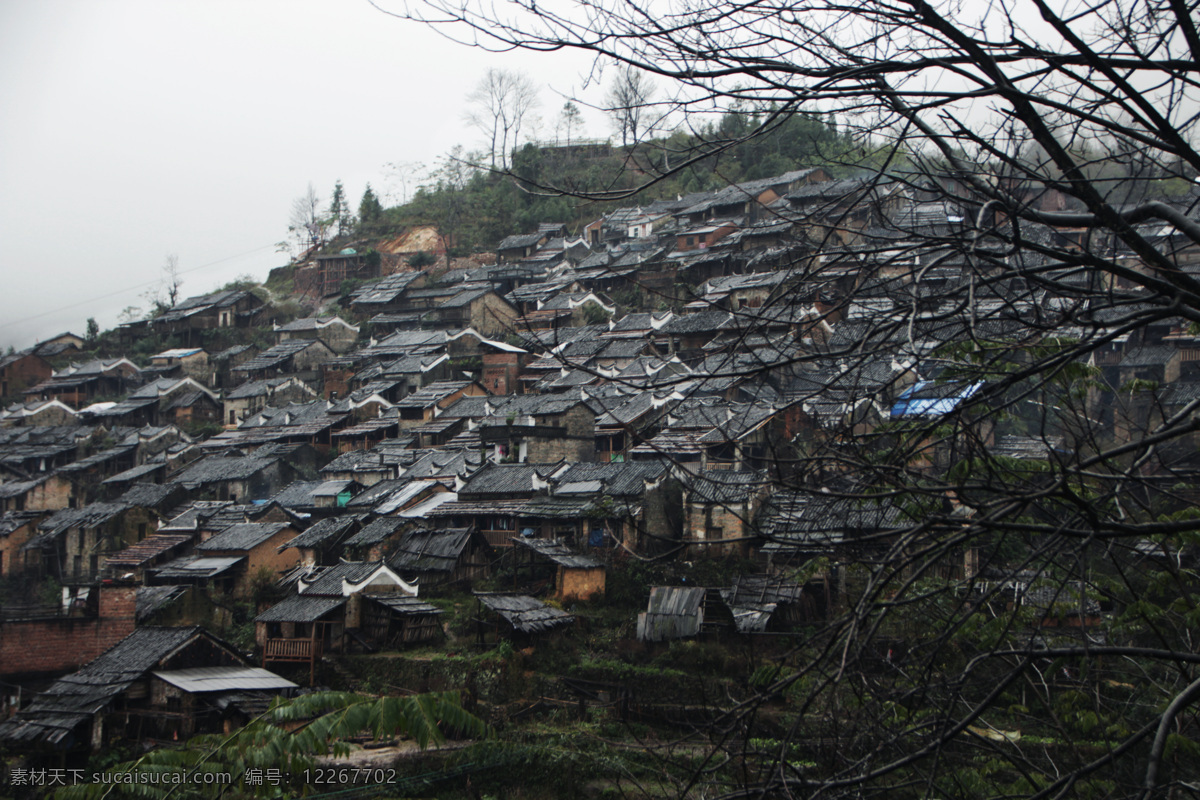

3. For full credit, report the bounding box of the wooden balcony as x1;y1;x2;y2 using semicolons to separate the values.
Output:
264;637;321;663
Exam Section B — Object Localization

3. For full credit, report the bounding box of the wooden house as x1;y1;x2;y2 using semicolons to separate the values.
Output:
510;537;605;602
386;527;491;590
0;627;295;751
473;592;574;644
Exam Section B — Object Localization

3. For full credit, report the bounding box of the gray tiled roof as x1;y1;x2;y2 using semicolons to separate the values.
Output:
255;594;346;623
458;463;554;498
170;454;279;489
685;470;764;504
388;528;476;574
297;561;388;595
342;517;406;548
235;340;323;372
554;461;670;496
513;537;603;569
284;516;361;551
476;593;574;634
0;627;209;746
198;522;291;552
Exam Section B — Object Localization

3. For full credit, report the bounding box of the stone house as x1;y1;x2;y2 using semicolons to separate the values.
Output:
0;351;52;401
361;352;452;399
87;377;220;429
478;394;597;464
0;399;81;427
25;358;142;408
209;344;260;389
189;521;302;597
392;380;488;428
223;376;318;427
149;348;211;384
0;510;42;577
24;501;161;584
280;516;363;569
681;470;768;559
274;316;360;353
169;452;297;503
346;271;427;316
497;231;550;263
118;290;264;345
426;289;519;339
231;339;336;383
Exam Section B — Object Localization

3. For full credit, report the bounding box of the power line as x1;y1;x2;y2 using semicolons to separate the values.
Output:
0;243;280;332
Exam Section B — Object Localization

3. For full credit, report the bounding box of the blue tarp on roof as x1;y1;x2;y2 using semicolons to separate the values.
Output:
891;381;983;418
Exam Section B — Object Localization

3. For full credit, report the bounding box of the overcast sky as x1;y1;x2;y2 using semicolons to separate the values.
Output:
0;0;607;351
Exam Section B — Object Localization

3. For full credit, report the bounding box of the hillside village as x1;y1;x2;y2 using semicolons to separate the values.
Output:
1;159;1197;795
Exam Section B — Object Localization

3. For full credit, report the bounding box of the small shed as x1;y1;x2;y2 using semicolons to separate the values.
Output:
637;586;706;642
361;595;444;648
474;593;574;643
510;537;606;602
719;574;821;633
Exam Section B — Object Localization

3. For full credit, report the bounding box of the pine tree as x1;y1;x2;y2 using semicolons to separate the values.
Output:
358;183;383;237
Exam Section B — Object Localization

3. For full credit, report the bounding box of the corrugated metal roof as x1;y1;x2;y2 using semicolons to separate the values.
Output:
719;575;806;633
152;555;244;578
152;666;297;693
372;479;438;514
637;586;706;642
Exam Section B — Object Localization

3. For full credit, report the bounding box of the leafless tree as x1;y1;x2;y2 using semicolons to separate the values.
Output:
465;68;540;170
141;253;184;318
288;182;328;254
162;253;182;309
382;0;1200;796
604;63;658;148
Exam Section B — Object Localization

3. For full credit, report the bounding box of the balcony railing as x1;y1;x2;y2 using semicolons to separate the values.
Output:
264;638;321;663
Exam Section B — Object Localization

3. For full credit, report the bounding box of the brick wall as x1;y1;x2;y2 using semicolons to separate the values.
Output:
0;584;137;678
27;476;73;511
526;406;595;463
483;353;522;395
558;566;605;602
